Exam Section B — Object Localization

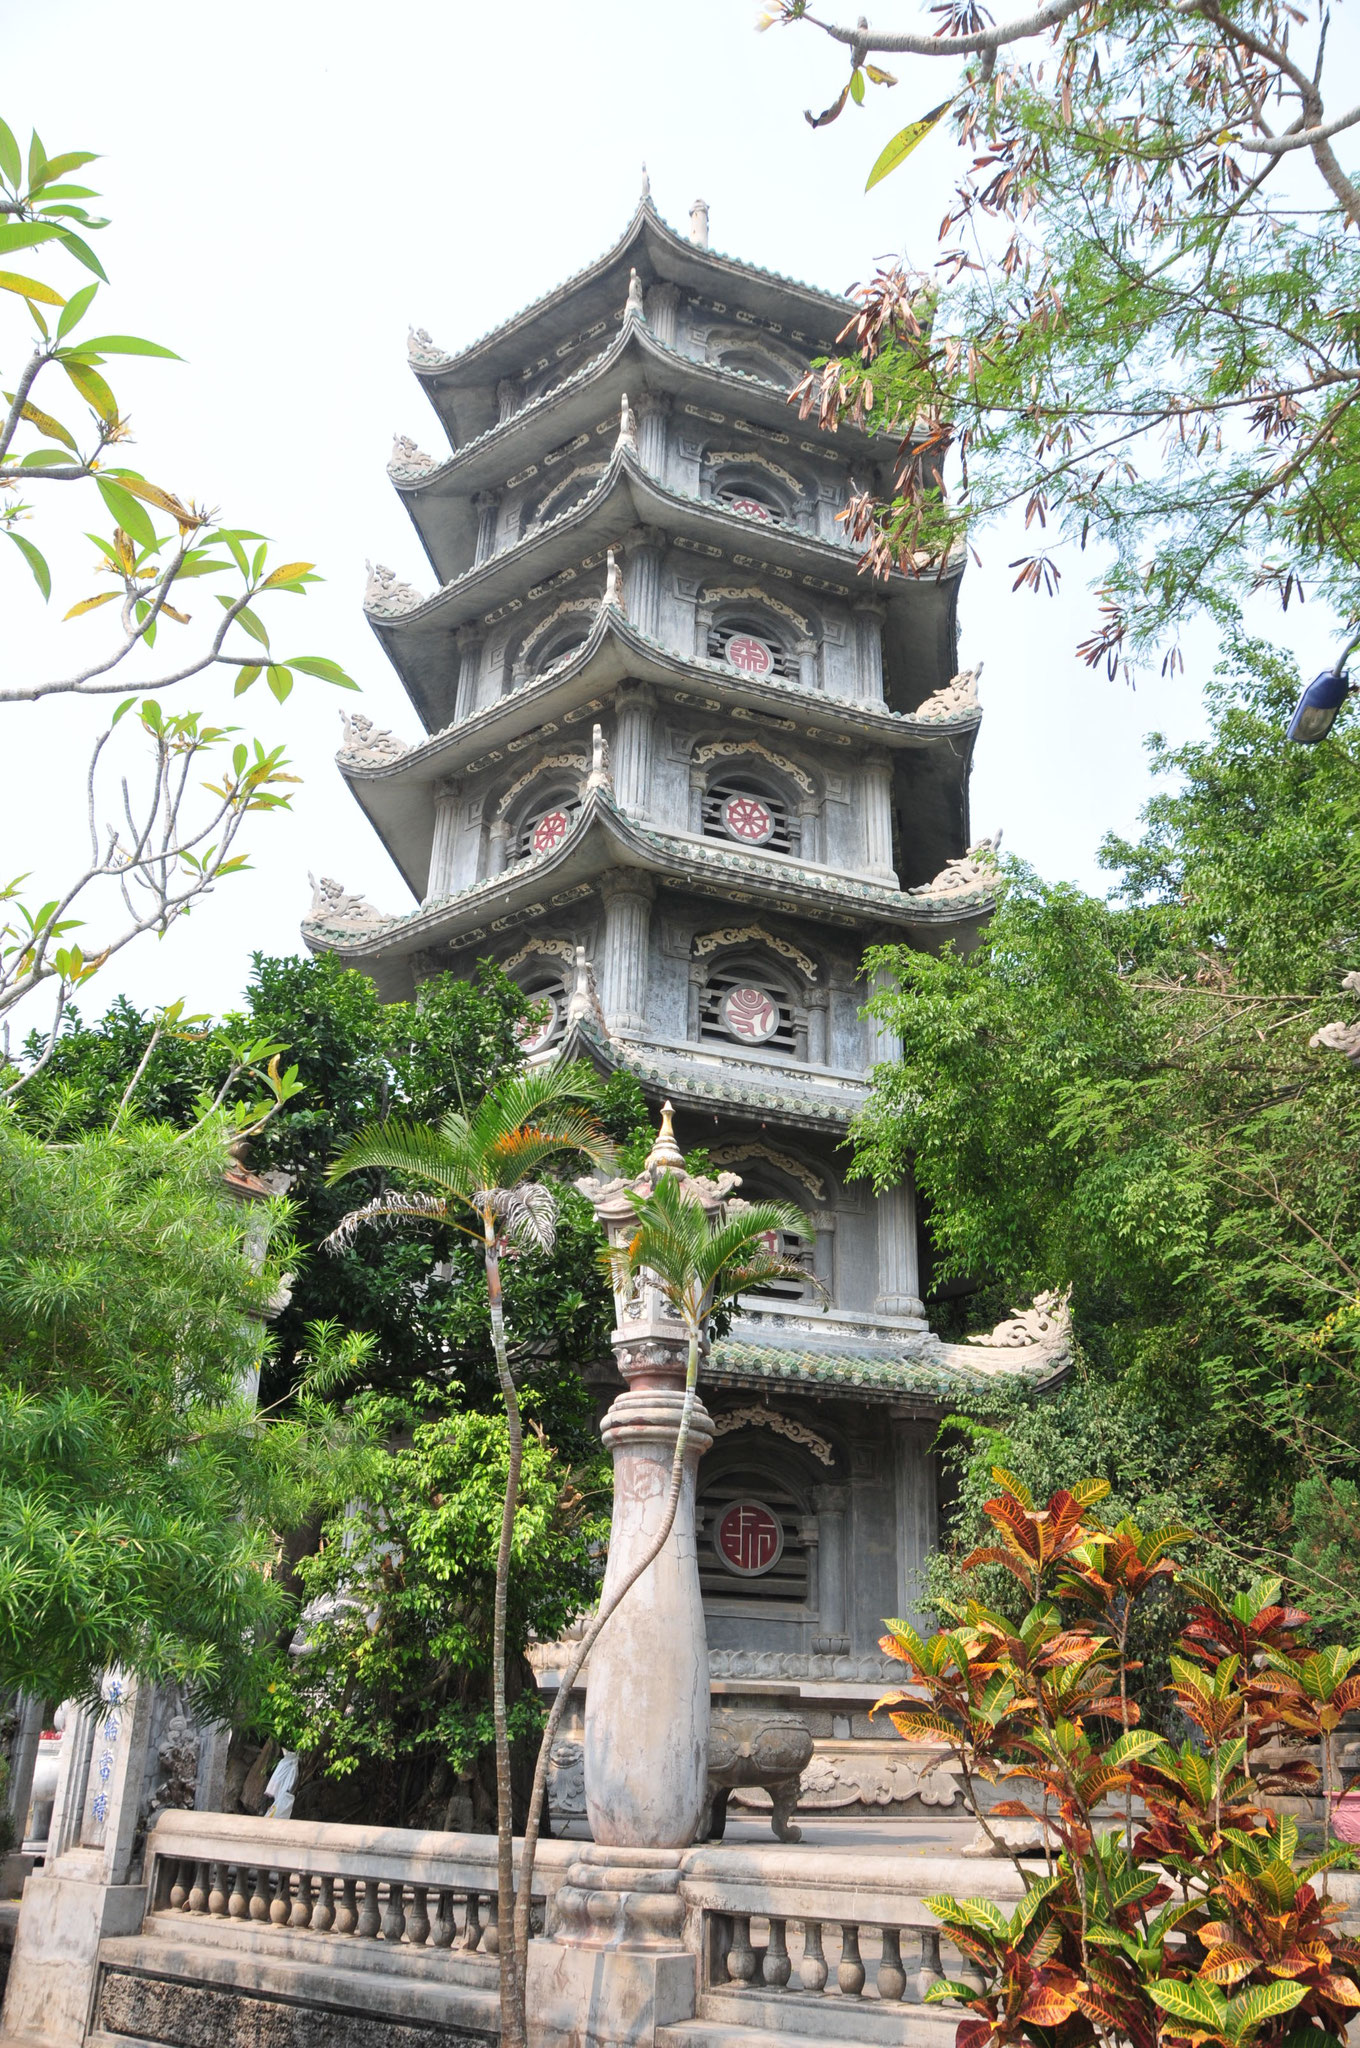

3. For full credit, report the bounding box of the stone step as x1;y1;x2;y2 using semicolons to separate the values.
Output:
662;1989;962;2048
89;2031;167;2048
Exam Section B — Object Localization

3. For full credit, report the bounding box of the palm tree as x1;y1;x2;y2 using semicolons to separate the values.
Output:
325;1061;611;2048
510;1155;820;1985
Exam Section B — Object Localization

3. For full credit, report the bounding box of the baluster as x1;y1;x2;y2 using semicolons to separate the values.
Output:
290;1871;314;1929
169;1859;191;1911
335;1877;359;1936
762;1917;790;1989
800;1919;828;1993
406;1884;431;1948
838;1922;865;1998
431;1890;455;1949
188;1862;209;1914
727;1913;757;1985
878;1926;906;2002
381;1880;407;1944
270;1871;292;1926
312;1874;335;1934
249;1868;271;1922
482;1890;499;1956
357;1878;382;1940
952;1944;987;1994
207;1863;228;1917
912;1929;943;2002
227;1866;248;1919
461;1890;482;1950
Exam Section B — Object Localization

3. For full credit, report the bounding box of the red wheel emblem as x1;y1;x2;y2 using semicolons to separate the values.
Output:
721;794;774;844
530;808;571;855
716;1500;784;1577
727;495;772;523
725;633;774;676
515;997;558;1055
721;986;779;1043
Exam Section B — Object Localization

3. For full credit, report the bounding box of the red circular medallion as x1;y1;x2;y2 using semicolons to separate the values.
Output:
721;793;775;845
530;808;571;855
725;633;775;677
716;1500;784;1577
721;986;779;1044
727;495;773;523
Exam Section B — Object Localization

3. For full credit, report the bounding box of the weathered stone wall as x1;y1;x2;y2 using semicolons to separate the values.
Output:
97;1968;496;2048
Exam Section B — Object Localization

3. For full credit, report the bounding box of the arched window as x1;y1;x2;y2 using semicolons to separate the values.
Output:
714;345;799;390
532;623;591;679
513;785;581;862
514;971;565;1056
524;462;606;534
699;1459;810;1605
730;1168;816;1301
706;613;799;683
713;474;789;526
699;958;798;1057
702;775;795;855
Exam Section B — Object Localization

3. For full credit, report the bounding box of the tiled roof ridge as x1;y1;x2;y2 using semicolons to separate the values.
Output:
409;199;853;382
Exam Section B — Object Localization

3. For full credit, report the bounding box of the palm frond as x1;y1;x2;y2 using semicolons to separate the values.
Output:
487;1111;614;1187
606;1176;820;1324
490;1182;559;1254
327;1117;481;1204
322;1191;451;1254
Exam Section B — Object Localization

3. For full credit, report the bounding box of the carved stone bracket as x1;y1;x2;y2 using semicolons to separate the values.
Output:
712;1403;835;1466
692;924;817;981
707;1140;826;1200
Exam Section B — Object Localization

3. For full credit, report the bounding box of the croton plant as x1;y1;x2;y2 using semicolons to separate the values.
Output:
878;1474;1360;2048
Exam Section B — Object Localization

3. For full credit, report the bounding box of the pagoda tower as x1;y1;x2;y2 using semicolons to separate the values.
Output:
305;192;1062;1766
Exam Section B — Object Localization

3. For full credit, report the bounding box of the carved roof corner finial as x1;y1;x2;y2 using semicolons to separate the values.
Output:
645;1100;687;1177
338;709;410;764
304;871;392;931
616;390;638;455
915;661;984;721
364;559;427;619
625;267;646;323
1310;968;1360;1062
690;198;710;249
640;162;651;202
909;829;1003;901
407;325;451;368
967;1285;1072;1355
565;944;605;1033
585;721;613;794
388;432;436;478
602;547;626;615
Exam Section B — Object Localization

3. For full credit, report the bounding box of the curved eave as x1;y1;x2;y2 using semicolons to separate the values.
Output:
369;447;962;730
705;1337;1070;1406
339;607;979;898
302;788;993;974
411;199;853;445
396;320;903;587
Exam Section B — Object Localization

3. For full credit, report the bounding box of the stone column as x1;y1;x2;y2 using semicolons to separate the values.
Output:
875;1177;925;1323
810;1206;837;1299
636;392;671;477
645;282;679;347
452;625;484;724
798;795;823;865
473;490;501;564
812;1483;851;1654
600;869;654;1037
894;1421;940;1626
1;1693;44;1891
806;987;829;1066
623;525;665;640
426;781;460;900
853;598;888;704
868;962;903;1066
527;1112;722;2048
862;752;896;881
612;683;656;817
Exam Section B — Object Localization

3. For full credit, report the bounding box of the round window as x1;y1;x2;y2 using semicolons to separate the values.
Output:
721;986;781;1044
716;1500;785;1577
529;807;572;855
720;792;775;845
724;494;774;523
724;633;776;677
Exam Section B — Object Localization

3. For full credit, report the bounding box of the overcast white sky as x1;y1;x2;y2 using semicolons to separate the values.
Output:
2;0;1345;1039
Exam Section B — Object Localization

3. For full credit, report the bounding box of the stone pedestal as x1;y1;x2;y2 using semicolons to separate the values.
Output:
524;1846;696;2048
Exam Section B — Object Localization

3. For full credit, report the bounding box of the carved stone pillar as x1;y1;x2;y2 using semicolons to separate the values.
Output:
863;752;896;880
624;524;665;640
473;490;501;565
812;1483;850;1653
809;1207;836;1300
600;869;654;1036
875;1177;924;1322
868;962;903;1066
426;781;460;901
645;281;680;347
486;816;509;878
853;598;888;703
1;1693;44;1890
798;795;822;864
613;683;656;817
496;377;517;423
806;987;829;1066
636;391;671;475
452;625;484;724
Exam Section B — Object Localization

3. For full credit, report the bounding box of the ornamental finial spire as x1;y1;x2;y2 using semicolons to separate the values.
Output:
626;268;645;322
640;162;651;201
616;391;638;455
645;1101;686;1177
689;198;709;249
603;549;625;613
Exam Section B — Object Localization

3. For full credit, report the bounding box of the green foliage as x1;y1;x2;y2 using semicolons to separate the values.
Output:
0;1114;354;1714
853;642;1360;1626
263;1392;606;1826
882;1475;1360;2048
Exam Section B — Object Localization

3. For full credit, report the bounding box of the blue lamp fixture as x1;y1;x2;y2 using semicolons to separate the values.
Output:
1287;632;1360;743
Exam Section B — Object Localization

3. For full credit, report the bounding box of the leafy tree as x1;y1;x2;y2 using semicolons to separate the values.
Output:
881;1473;1360;2048
765;1;1360;668
0;118;355;1068
263;1390;607;1832
852;639;1360;1627
0;1113;353;1714
326;1066;613;2048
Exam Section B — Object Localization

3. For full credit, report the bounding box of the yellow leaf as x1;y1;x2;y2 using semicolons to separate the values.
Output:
0;271;66;307
14;398;77;450
866;99;954;191
111;474;201;528
63;590;120;619
62;357;117;421
262;561;314;587
159;602;191;624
